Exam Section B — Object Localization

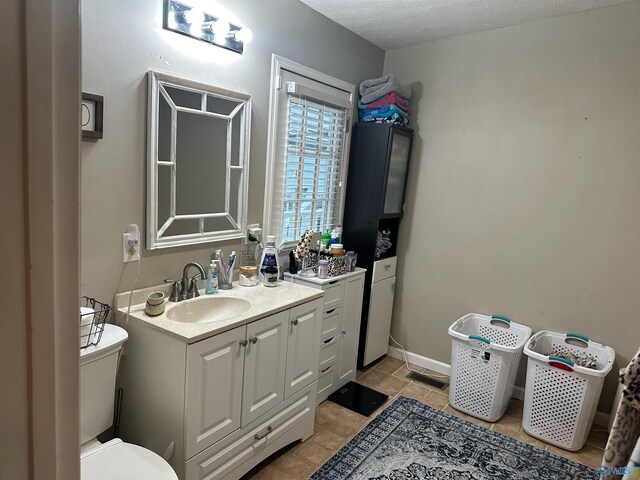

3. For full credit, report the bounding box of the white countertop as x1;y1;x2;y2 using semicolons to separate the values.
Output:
283;267;366;285
115;281;323;344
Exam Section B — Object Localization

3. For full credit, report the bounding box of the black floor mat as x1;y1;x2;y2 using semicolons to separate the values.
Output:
327;381;389;417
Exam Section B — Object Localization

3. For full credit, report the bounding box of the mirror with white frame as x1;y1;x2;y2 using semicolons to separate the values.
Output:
147;71;251;249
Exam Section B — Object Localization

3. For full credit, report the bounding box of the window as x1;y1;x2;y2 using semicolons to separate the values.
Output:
264;56;355;248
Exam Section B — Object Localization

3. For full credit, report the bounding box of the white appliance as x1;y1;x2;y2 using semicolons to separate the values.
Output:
80;324;177;480
363;256;397;366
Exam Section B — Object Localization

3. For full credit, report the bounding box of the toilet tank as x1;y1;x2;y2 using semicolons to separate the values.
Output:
80;323;128;446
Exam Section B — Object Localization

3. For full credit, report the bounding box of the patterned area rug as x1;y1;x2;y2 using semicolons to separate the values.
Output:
310;396;598;480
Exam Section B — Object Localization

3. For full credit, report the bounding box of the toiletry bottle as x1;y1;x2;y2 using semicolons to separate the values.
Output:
347;250;356;272
206;260;218;294
329;228;338;245
318;259;329;279
263;266;278;287
335;226;342;243
259;235;279;281
320;230;331;251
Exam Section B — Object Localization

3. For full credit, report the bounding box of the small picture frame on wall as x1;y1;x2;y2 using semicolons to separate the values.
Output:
81;92;104;139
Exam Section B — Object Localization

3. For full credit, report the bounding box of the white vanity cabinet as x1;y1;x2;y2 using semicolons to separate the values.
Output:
284;269;366;404
185;325;246;458
117;291;323;480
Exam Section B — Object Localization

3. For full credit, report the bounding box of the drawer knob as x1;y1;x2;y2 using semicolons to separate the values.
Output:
291;319;299;326
254;425;272;440
384;264;391;270
342;330;347;335
249;336;258;344
239;339;248;348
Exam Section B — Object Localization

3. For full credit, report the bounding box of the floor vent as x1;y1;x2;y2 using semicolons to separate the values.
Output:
407;371;449;390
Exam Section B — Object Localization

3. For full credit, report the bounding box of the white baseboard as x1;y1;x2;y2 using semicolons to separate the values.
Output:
512;385;525;401
387;346;451;376
387;345;610;428
594;411;610;429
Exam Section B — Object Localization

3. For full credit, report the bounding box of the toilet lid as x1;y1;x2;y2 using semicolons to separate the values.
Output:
81;439;178;480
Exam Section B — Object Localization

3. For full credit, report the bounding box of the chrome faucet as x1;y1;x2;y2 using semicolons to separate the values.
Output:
164;262;207;302
180;262;206;301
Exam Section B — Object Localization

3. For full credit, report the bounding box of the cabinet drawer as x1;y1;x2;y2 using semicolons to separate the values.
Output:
372;257;397;283
185;384;316;480
322;279;345;310
321;307;341;341
316;363;337;399
319;335;339;369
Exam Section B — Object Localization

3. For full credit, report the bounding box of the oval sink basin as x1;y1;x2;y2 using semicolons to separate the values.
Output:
166;296;251;324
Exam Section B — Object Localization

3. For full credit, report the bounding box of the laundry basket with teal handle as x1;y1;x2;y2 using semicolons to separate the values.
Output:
448;313;532;422
522;330;615;451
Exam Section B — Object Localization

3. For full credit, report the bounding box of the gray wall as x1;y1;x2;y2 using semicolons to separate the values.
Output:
384;2;640;411
81;0;384;302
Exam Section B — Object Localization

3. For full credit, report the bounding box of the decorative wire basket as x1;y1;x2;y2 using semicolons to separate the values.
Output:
304;250;350;277
80;296;111;349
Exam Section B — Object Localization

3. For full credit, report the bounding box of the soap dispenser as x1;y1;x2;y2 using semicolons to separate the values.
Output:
205;260;218;294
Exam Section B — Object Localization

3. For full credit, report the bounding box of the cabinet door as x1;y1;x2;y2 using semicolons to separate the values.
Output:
284;299;322;398
363;276;396;366
185;325;245;458
382;130;412;217
338;273;365;384
241;311;288;426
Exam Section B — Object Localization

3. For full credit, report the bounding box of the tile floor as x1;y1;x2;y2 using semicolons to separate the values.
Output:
244;356;608;479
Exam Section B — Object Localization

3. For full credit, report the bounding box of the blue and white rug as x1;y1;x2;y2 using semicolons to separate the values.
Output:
310;396;598;480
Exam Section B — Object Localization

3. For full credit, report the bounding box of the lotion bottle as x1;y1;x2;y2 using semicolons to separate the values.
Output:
206;260;218;294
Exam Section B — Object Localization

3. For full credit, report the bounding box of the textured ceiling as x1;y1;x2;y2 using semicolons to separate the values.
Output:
299;0;635;50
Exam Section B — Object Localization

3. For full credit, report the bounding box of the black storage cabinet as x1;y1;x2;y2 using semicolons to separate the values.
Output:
342;123;414;367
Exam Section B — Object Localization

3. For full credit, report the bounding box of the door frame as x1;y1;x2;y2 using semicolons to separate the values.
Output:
1;0;81;478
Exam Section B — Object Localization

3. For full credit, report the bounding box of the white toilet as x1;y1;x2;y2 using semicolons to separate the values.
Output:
80;323;178;480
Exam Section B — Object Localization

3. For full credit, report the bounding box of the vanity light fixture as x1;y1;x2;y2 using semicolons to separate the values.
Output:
163;0;252;54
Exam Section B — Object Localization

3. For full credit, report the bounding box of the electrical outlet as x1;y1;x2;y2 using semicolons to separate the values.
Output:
245;223;262;245
123;224;140;262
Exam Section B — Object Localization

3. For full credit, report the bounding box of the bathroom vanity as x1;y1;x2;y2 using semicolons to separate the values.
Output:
115;282;323;480
283;268;366;404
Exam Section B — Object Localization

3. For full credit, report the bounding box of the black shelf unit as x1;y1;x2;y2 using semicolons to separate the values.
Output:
342;123;414;367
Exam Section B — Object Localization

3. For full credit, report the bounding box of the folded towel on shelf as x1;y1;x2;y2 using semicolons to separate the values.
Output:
359;74;412;104
358;95;411;114
359;106;409;126
359;91;410;108
360;113;408;127
358;103;409;121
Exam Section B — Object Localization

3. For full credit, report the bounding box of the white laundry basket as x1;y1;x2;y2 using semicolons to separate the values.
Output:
448;313;532;422
522;331;615;451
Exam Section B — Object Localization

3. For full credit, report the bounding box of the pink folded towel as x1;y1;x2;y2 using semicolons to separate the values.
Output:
359;92;411;113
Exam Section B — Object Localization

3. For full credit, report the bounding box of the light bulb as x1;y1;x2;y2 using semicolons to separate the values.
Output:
183;8;204;25
167;13;178;29
212;18;230;36
234;27;253;44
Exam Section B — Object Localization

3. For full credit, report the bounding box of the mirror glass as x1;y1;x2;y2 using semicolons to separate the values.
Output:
147;71;251;249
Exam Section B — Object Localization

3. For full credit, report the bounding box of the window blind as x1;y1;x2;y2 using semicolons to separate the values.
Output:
272;95;348;245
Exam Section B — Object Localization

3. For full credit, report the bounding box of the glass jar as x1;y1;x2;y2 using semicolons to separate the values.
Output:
330;243;344;256
263;266;278;287
318;259;329;279
239;266;258;286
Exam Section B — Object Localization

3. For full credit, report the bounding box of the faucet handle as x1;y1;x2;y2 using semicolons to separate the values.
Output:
188;275;201;298
164;279;180;302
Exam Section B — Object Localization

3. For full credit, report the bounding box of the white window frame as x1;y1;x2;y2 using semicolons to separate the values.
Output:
263;55;355;249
